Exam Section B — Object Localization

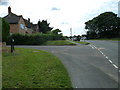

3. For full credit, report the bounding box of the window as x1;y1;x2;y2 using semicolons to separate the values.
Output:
20;24;25;30
25;27;27;30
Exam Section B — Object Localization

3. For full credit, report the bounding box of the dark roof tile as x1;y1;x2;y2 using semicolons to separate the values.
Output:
3;13;22;24
23;19;32;28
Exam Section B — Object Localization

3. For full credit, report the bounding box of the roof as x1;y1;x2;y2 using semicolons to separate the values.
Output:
3;13;22;24
23;19;32;28
32;24;37;28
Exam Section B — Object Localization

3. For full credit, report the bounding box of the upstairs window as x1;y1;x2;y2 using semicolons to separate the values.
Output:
20;24;25;30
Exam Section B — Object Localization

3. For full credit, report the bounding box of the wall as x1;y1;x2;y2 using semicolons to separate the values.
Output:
10;24;19;34
26;28;33;34
18;17;26;35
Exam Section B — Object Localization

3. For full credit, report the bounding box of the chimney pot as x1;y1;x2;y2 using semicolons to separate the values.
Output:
8;6;11;14
28;18;30;22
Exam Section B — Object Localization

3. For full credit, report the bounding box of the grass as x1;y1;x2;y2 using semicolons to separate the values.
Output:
73;41;90;45
2;47;72;88
42;40;76;46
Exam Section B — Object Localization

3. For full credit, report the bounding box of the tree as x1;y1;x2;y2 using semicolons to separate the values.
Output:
1;18;10;42
38;20;53;33
52;29;62;35
85;12;120;39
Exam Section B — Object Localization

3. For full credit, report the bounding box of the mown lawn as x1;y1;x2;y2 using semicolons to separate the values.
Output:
42;40;76;46
2;48;72;88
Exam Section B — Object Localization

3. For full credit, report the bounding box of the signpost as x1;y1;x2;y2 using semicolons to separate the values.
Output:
70;28;72;40
11;38;14;53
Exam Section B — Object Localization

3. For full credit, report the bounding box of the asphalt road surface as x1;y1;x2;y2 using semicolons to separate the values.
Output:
15;40;119;88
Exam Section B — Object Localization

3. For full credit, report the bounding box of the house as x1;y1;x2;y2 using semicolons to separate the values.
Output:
3;6;39;35
24;18;39;34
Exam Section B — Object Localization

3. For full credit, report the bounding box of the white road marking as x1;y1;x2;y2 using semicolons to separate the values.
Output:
100;52;104;55
89;45;94;49
103;54;106;57
105;56;109;59
112;64;118;69
109;60;113;63
98;48;105;50
92;45;97;49
89;44;118;70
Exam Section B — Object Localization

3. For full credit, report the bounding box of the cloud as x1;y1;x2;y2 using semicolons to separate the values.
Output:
61;22;69;25
51;7;60;11
0;0;118;36
0;0;9;6
118;1;120;16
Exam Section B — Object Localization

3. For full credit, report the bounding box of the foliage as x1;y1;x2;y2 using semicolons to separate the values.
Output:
73;35;81;41
3;48;72;88
0;18;2;42
85;12;120;39
42;40;76;45
38;20;53;33
1;18;10;42
6;34;65;45
52;29;62;35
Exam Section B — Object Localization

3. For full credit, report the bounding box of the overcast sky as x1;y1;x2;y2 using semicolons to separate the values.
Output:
0;0;119;36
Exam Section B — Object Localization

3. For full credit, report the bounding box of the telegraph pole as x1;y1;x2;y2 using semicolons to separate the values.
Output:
70;28;72;37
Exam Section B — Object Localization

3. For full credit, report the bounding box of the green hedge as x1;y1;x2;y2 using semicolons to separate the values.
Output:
7;34;65;45
1;18;10;42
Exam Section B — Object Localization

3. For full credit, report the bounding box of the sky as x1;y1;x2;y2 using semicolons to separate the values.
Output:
0;0;119;36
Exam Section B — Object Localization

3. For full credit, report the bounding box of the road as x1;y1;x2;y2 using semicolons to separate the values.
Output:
15;40;119;88
86;40;118;66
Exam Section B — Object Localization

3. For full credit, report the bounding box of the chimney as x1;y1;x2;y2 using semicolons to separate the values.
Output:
8;6;11;14
28;18;30;22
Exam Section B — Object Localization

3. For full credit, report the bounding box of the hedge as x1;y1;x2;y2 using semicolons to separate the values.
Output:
1;18;10;42
6;34;65;45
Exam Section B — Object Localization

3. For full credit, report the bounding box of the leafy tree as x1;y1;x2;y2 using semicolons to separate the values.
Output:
52;29;62;35
76;35;81;41
1;18;10;42
38;20;53;33
85;12;120;39
0;18;2;42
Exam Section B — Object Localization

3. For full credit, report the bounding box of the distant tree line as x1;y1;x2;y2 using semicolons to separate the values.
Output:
85;12;120;39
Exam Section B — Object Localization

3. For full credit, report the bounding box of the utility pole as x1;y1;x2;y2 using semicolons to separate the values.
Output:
70;28;72;37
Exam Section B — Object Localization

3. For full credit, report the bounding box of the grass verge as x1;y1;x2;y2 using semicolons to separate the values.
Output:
2;47;72;88
42;40;76;46
73;41;90;45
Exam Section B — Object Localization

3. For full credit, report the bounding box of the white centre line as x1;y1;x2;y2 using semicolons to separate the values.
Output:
113;64;118;69
105;56;109;59
89;45;94;49
89;45;118;70
109;60;113;63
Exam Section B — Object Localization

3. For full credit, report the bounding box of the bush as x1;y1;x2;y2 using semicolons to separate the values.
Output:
1;18;10;42
6;34;65;45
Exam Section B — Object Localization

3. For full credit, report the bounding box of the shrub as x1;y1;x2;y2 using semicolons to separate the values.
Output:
1;18;10;42
7;33;65;45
